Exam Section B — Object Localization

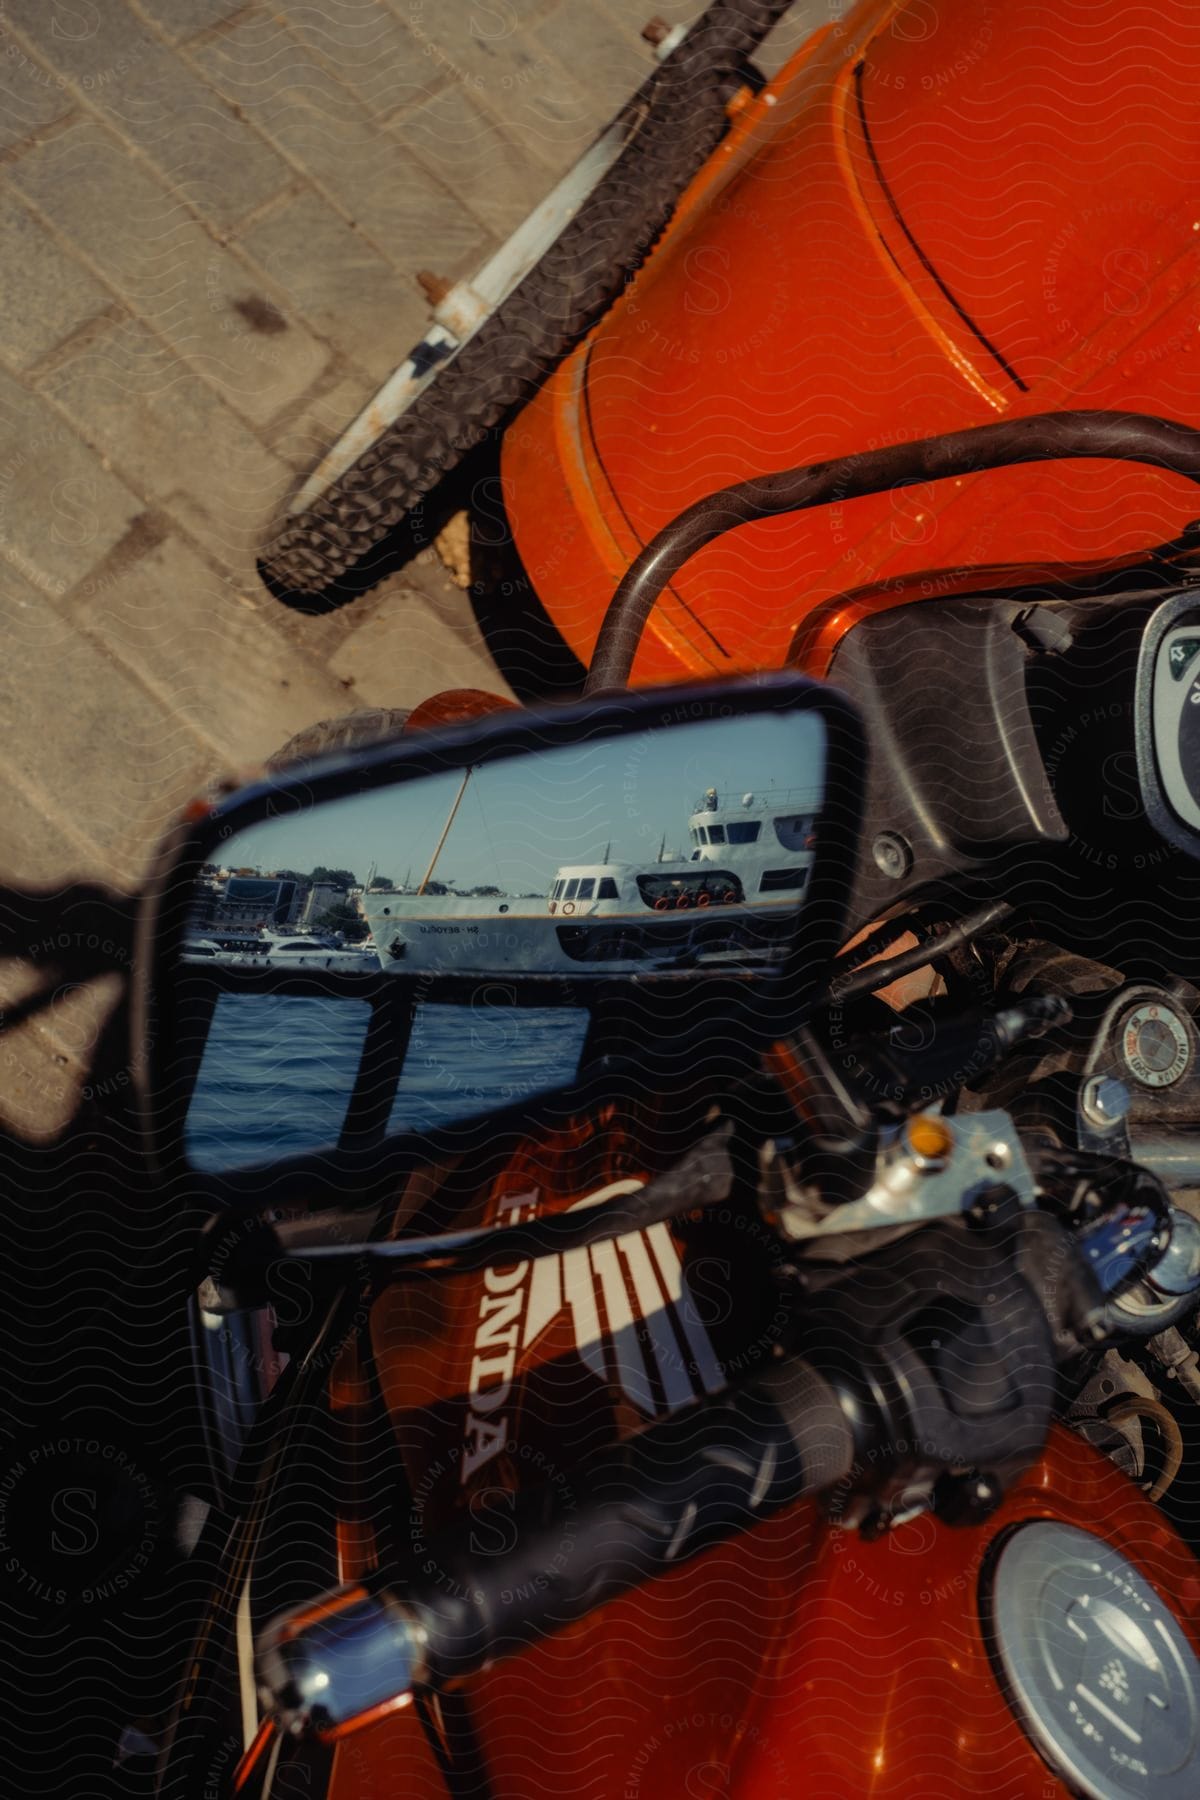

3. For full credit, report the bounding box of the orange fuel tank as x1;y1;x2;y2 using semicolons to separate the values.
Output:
501;0;1200;684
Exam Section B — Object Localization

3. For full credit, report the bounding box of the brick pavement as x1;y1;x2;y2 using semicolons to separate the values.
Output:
0;0;826;1138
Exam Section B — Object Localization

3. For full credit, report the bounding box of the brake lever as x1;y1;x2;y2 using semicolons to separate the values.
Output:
200;1126;736;1311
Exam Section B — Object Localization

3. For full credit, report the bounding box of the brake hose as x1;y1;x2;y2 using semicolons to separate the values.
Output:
1107;1395;1185;1502
584;410;1200;691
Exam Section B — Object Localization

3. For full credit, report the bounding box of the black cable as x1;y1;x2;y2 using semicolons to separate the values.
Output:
823;900;1013;1003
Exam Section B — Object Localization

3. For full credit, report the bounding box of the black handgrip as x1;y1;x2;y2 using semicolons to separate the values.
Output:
257;1359;855;1733
405;1357;853;1688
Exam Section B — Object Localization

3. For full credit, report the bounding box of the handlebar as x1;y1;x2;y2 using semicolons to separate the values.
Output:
253;1091;1196;1747
259;1357;854;1735
259;1200;1077;1737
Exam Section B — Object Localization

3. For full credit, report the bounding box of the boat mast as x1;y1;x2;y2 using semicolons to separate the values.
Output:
418;768;472;895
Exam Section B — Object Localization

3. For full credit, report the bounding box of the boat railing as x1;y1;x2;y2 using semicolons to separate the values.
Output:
691;786;821;816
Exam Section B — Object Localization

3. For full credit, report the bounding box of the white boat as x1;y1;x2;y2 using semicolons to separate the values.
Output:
181;929;379;972
360;786;819;976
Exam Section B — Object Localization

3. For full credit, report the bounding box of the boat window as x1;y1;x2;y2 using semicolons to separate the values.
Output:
636;871;744;908
576;878;595;900
707;824;726;843
597;877;619;899
774;815;813;851
726;821;761;844
759;868;809;893
691;828;702;846
564;878;580;900
552;880;564;900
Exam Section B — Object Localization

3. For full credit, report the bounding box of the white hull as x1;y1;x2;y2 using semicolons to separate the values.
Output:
360;893;796;975
182;940;379;973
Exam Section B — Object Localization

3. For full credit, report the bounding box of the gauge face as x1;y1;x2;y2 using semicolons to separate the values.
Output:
1119;1000;1192;1088
1152;622;1200;833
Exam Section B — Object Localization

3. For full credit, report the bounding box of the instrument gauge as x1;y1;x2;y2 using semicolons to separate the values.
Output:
1118;999;1192;1089
1150;618;1200;834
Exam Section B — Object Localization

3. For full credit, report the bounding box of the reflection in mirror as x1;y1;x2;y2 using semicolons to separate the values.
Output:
184;994;371;1173
386;1002;591;1136
173;709;830;1172
188;712;828;979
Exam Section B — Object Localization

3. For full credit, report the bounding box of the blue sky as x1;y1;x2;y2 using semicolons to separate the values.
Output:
221;712;827;892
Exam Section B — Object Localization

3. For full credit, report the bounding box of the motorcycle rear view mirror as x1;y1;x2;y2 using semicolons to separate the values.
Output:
134;677;863;1181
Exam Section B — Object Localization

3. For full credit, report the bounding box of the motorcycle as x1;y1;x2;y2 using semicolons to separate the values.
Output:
257;0;1200;707
142;414;1200;1799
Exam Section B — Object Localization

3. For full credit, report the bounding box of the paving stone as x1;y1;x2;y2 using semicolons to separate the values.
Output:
0;764;97;885
195;14;488;273
279;0;434;120
11;121;330;425
1;561;89;660
0;30;73;153
388;3;607;167
0;958;42;1020
2;0;291;229
0;1013;103;1144
132;0;249;41
81;531;350;762
329;581;508;706
0;572;121;879
0;189;115;373
36;973;124;1074
0;364;144;597
533;4;646;122
0;965;121;1076
478;40;607;173
41;316;293;531
238;189;428;382
192;7;372;131
398;79;561;236
113;59;295;230
271;369;377;473
0;579;214;875
385;0;559;93
157;490;256;579
0;0;164;86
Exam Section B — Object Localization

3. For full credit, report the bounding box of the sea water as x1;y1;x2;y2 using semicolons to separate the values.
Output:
184;995;590;1174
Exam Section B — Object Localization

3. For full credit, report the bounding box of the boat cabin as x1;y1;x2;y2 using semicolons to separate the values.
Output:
546;787;819;916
